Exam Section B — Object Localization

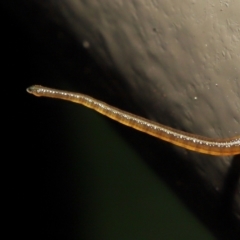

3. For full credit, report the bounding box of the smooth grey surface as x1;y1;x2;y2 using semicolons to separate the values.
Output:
61;0;240;136
58;0;240;218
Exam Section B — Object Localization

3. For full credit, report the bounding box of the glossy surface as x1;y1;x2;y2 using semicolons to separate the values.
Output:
27;85;240;156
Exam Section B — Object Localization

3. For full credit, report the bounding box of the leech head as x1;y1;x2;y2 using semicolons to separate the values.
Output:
26;85;44;97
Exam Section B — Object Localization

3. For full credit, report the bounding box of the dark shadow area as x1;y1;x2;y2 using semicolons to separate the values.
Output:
112;122;240;239
222;155;240;209
219;154;240;238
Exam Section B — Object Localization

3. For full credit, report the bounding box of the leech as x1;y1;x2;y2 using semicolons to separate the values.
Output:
27;85;240;156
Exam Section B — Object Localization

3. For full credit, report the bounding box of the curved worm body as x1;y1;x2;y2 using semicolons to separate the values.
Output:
27;85;240;156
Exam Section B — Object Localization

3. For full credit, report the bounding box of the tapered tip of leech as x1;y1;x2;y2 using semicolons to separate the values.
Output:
26;85;42;96
26;86;34;94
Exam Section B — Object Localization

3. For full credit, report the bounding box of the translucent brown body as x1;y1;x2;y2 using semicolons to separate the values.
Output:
27;85;240;156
